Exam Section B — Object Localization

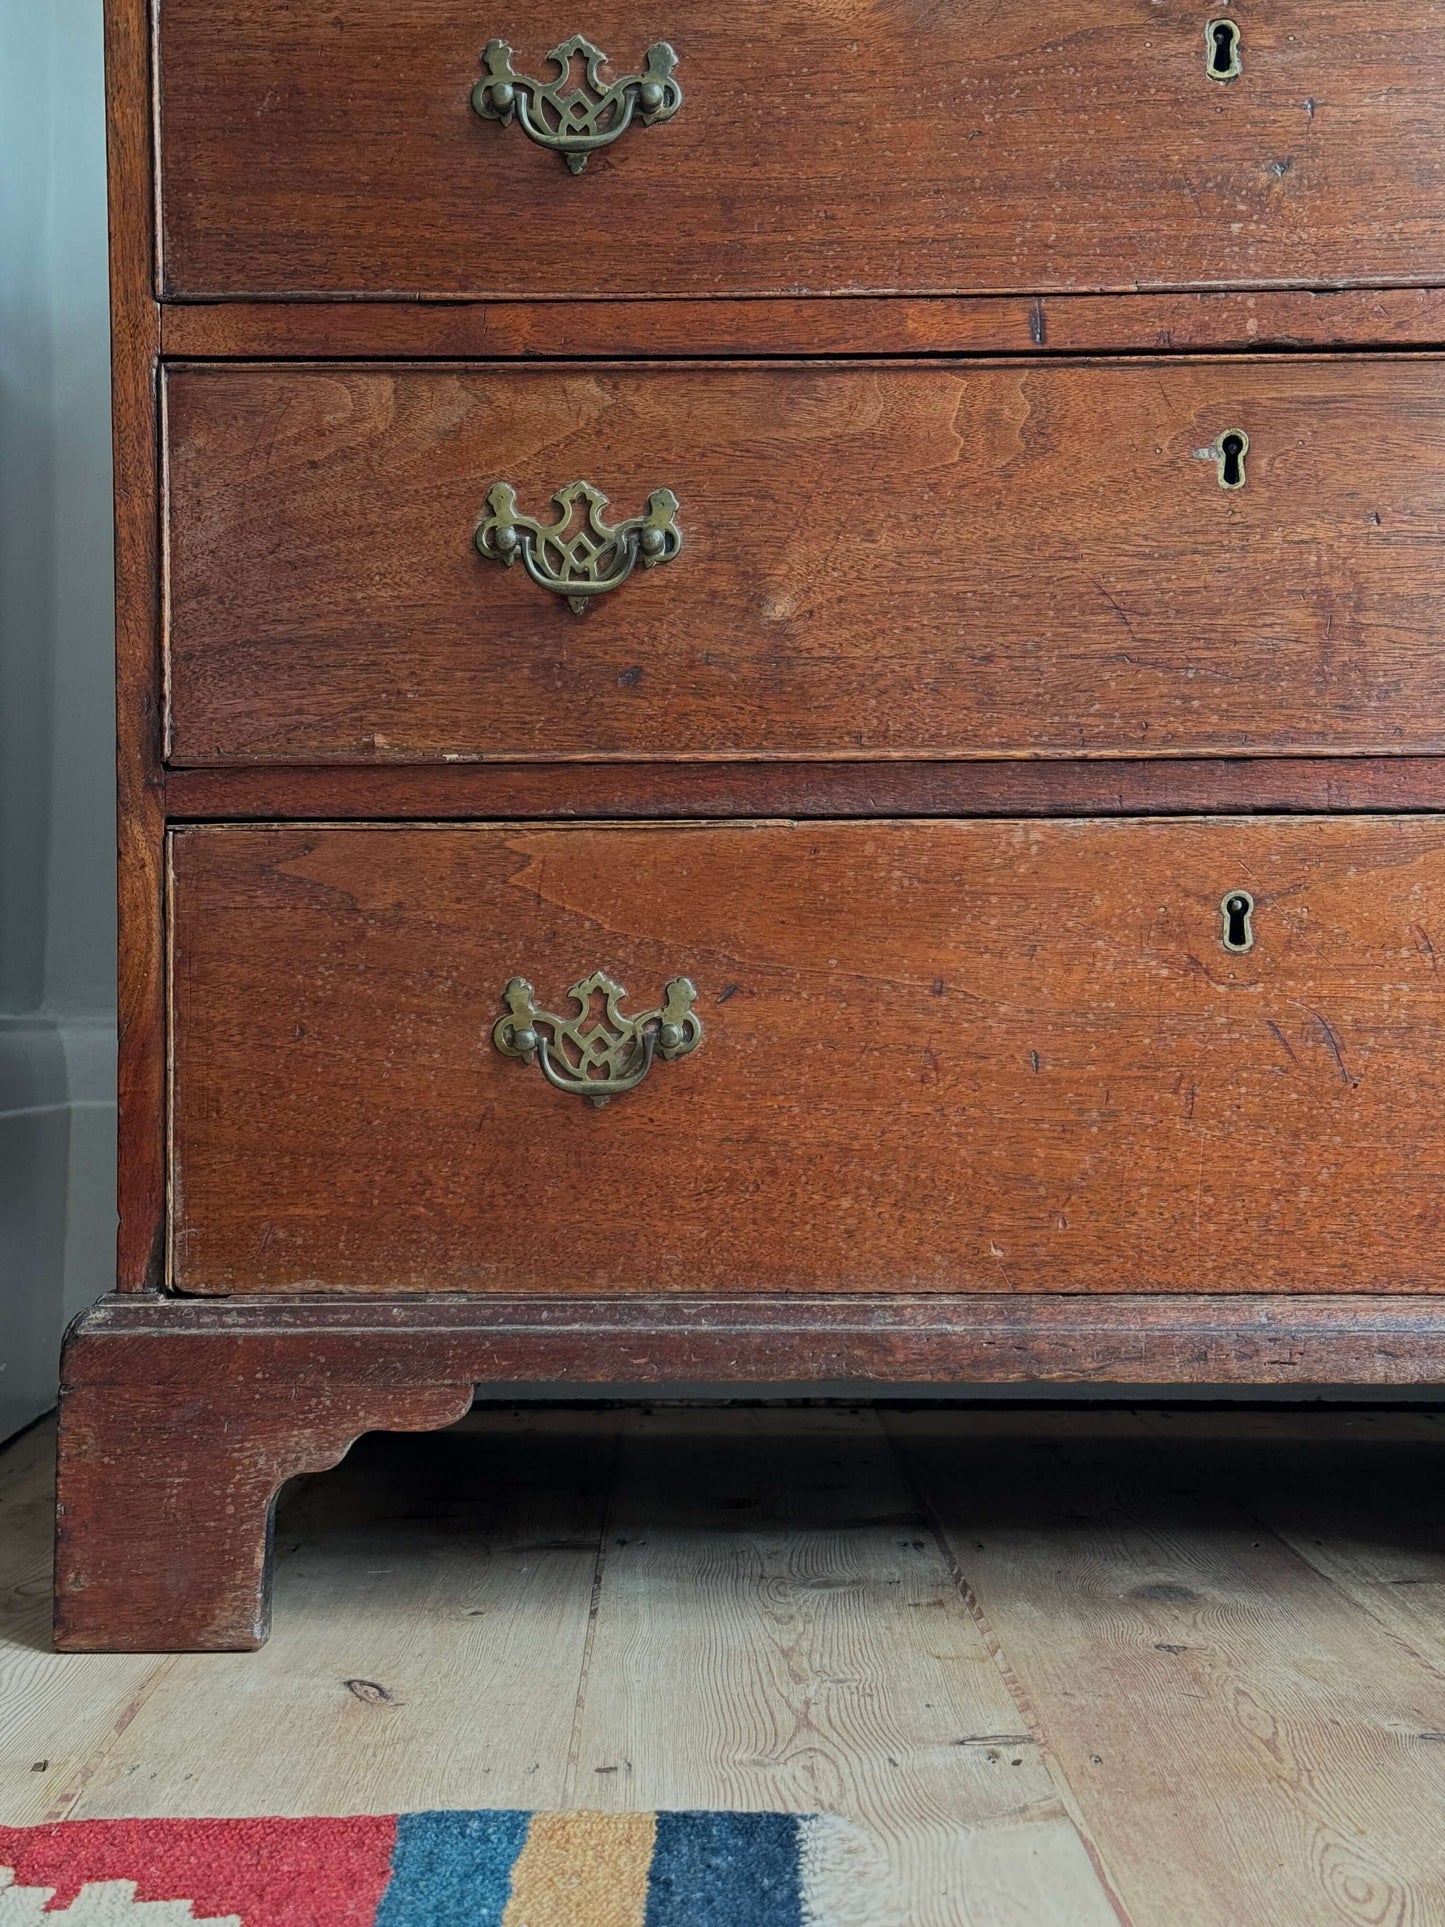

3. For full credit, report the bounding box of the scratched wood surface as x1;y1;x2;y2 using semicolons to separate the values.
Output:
889;1409;1445;1926
17;1405;1445;1925
157;288;1445;362
61;1415;623;1818
164;359;1445;764
155;0;1445;298
57;1293;1445;1652
568;1408;1119;1927
0;1423;166;1824
107;0;166;1291
157;755;1445;826
1140;1408;1445;1679
169;817;1445;1297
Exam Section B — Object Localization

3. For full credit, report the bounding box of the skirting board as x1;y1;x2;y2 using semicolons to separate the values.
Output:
0;1016;116;1442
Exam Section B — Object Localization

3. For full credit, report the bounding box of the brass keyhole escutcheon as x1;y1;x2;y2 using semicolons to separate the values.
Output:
1221;890;1255;953
1206;17;1241;79
1215;428;1248;490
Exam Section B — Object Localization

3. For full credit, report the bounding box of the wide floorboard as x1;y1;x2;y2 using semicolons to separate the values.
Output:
4;1406;1444;1924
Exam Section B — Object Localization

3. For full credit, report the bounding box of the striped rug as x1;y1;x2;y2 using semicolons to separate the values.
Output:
0;1810;896;1925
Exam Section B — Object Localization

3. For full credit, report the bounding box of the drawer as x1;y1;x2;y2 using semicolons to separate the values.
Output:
165;358;1445;764
170;818;1445;1297
158;1;1445;299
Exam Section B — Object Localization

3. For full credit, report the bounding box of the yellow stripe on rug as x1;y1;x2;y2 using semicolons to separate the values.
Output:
501;1810;657;1927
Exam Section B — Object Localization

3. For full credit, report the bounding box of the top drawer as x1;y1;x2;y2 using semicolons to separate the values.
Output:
158;1;1445;300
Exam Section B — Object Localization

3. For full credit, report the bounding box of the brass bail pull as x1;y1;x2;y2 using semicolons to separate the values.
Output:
475;480;683;614
472;36;682;173
494;973;703;1106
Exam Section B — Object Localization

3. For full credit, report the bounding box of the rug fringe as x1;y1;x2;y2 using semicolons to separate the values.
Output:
797;1815;900;1927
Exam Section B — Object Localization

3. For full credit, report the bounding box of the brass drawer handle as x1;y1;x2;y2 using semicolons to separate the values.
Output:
475;480;682;614
472;35;681;173
495;972;702;1107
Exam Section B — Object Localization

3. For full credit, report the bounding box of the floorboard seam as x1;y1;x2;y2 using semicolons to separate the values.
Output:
881;1418;1138;1927
36;1656;177;1824
559;1415;625;1808
1136;1410;1445;1689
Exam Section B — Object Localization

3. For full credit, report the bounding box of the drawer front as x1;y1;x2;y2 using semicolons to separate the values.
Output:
159;2;1445;298
170;819;1445;1297
166;359;1445;764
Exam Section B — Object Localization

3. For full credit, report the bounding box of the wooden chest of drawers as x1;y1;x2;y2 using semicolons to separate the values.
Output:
56;0;1445;1650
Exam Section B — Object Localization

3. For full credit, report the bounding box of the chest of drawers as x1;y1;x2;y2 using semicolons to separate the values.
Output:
56;0;1445;1650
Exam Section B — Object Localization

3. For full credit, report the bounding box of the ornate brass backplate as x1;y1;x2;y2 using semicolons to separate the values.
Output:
475;480;682;614
472;35;681;173
494;972;703;1106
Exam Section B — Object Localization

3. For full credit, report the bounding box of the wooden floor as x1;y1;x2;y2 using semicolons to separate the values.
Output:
5;1405;1445;1924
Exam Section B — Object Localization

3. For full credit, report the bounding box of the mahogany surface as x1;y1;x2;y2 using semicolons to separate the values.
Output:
55;1306;474;1651
158;289;1445;362
108;0;166;1294
56;1288;1445;1650
63;0;1445;1653
157;0;1445;299
166;358;1445;764
170;818;1445;1298
162;756;1445;824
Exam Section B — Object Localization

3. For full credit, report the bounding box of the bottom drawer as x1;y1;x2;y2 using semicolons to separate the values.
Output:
170;819;1445;1297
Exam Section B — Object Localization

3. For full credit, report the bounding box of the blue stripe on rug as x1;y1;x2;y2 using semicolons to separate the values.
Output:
375;1808;530;1926
645;1810;804;1927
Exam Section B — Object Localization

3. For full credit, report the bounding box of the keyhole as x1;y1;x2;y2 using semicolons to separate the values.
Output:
1215;428;1248;490
1221;890;1255;953
1206;17;1241;79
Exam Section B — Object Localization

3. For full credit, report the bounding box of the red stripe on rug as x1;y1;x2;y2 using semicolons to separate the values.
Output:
0;1815;399;1923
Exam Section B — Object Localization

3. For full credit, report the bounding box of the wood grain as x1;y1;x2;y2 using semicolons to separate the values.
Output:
25;1406;1445;1914
159;289;1445;362
57;1290;1445;1386
572;1408;1121;1927
892;1410;1445;1927
164;359;1445;764
54;1352;474;1651
156;0;1445;299
169;817;1445;1298
162;755;1445;824
0;1421;166;1824
1140;1410;1445;1680
59;1415;619;1812
107;0;165;1290
45;1299;1445;1657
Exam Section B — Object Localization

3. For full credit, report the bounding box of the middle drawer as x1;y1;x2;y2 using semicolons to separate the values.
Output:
165;358;1445;764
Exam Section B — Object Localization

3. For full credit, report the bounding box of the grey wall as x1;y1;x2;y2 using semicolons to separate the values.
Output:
1;0;117;1442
